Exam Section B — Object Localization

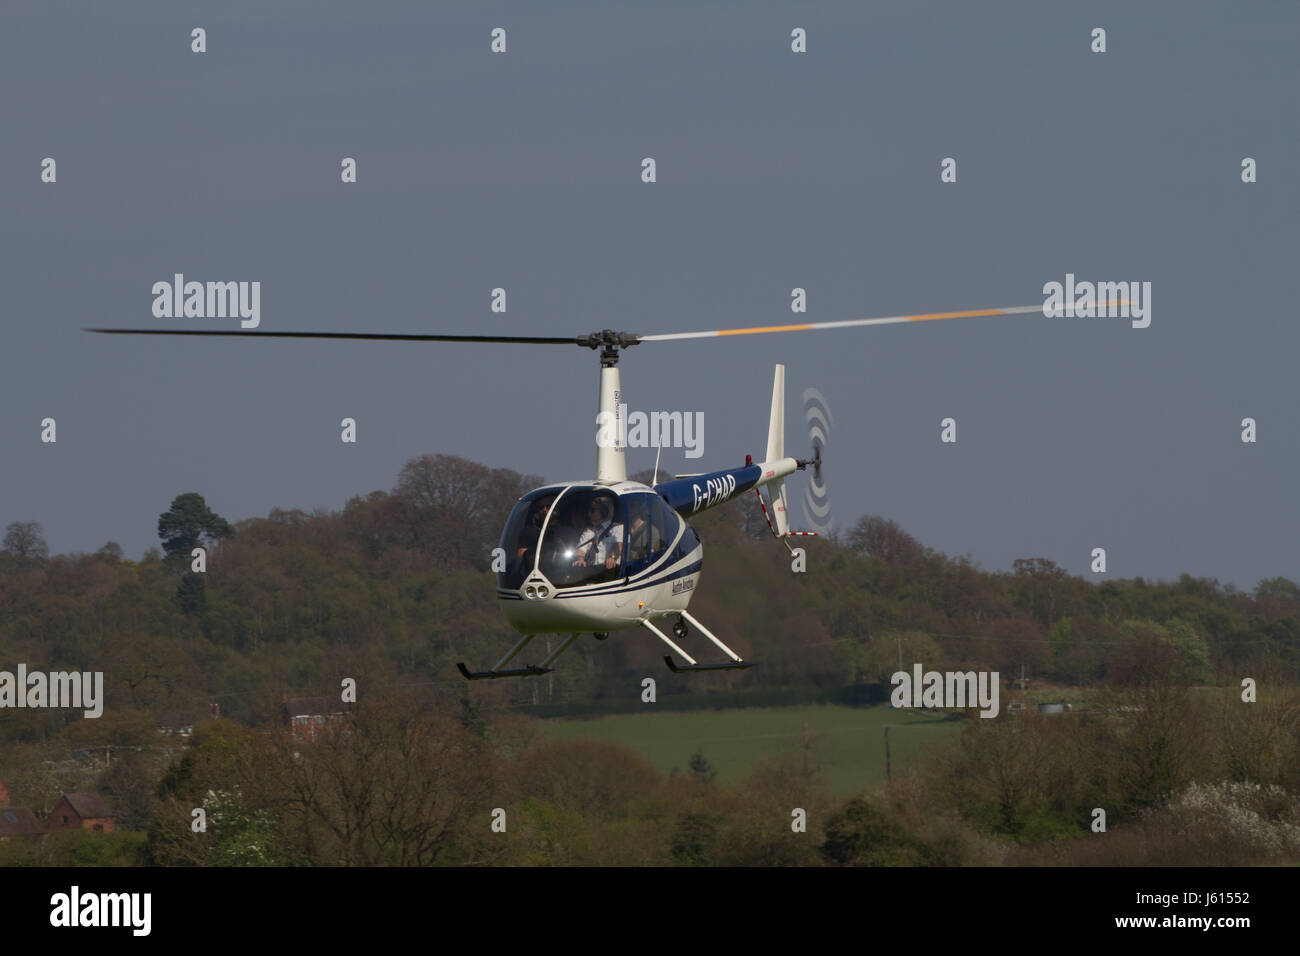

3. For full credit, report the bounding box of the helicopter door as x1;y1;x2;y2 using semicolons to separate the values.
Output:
622;494;652;577
622;493;677;577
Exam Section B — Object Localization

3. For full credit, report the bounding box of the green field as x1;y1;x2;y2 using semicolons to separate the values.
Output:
543;704;964;796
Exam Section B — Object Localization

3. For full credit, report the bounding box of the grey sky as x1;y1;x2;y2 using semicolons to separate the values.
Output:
2;1;1297;587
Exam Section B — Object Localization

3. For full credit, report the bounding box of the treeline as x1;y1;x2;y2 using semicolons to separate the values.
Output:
3;455;1300;866
5;675;1298;867
1;452;1298;738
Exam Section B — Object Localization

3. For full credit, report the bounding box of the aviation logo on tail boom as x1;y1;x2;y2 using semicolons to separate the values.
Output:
692;473;738;512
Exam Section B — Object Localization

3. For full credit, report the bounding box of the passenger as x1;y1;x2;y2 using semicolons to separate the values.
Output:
574;497;624;570
626;514;649;562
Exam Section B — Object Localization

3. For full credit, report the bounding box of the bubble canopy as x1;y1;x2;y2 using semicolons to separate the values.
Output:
498;486;626;590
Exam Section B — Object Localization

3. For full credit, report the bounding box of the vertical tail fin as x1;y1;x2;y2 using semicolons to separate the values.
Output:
766;365;790;536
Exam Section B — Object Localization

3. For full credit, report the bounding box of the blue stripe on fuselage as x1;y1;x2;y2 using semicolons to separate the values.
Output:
552;559;703;598
655;465;762;517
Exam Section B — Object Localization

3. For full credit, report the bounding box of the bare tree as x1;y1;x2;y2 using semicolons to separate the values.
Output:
2;521;48;561
392;455;541;567
848;515;924;564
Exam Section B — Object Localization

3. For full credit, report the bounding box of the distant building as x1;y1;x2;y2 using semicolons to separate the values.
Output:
49;793;115;834
280;695;346;743
0;807;44;840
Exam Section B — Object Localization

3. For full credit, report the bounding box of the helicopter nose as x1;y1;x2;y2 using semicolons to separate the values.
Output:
523;576;552;599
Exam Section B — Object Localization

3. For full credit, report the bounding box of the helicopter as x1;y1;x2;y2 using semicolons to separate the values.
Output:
89;302;1046;678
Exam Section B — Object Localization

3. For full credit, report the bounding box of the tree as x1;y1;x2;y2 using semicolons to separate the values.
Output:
821;795;924;866
1166;618;1211;685
157;493;231;568
175;572;206;615
848;516;924;565
94;541;124;562
688;747;717;783
1103;621;1201;813
391;454;541;567
2;521;48;561
1012;557;1082;629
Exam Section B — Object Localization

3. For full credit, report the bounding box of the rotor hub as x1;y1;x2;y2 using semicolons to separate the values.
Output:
575;330;641;366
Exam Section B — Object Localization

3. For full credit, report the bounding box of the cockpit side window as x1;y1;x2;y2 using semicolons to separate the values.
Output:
652;495;681;554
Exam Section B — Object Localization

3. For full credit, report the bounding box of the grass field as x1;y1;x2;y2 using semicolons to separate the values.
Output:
543;704;964;796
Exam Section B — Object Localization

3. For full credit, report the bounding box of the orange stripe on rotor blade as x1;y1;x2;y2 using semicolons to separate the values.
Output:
717;323;816;336
905;308;1011;322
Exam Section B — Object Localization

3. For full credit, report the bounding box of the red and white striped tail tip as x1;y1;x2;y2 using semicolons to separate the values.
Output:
754;488;818;538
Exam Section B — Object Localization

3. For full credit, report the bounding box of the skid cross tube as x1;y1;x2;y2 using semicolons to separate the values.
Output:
640;618;697;665
641;613;756;673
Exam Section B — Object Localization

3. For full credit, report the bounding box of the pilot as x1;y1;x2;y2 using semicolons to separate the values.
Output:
515;495;555;559
574;497;624;570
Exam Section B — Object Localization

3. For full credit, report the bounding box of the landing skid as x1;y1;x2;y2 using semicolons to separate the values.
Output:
456;632;580;681
457;662;552;681
663;656;754;674
642;609;755;674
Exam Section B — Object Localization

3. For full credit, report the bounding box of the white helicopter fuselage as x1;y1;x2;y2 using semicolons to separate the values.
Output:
496;479;704;635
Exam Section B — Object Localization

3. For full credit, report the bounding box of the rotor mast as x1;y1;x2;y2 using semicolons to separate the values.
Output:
578;330;640;485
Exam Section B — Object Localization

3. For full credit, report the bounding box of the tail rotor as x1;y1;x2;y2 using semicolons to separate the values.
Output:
799;388;833;535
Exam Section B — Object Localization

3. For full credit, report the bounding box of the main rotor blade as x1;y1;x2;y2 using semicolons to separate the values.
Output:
637;304;1052;342
84;329;579;344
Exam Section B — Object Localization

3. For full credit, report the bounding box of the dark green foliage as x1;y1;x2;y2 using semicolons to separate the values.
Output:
670;812;717;865
176;571;206;614
0;830;150;867
157;492;231;568
688;747;717;782
822;796;922;866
